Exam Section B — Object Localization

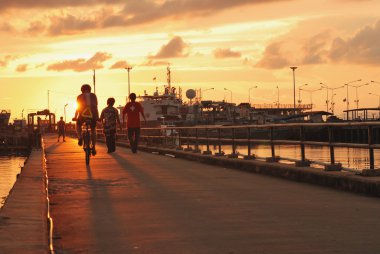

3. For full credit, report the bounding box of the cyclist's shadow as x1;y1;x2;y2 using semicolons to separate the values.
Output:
86;164;93;180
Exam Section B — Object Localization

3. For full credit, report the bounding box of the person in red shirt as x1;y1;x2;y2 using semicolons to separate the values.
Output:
122;93;146;153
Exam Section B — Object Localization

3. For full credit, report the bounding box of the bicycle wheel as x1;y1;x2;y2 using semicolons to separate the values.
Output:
84;132;91;165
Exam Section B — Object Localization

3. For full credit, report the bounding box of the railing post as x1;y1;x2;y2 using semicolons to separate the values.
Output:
295;125;310;167
329;126;335;164
176;128;183;150
228;127;238;158
163;127;167;147
194;128;200;153
215;128;224;156
266;126;279;162
325;126;342;171
203;128;212;155
244;127;255;160
300;126;306;162
271;127;275;157
368;126;375;170
248;127;251;156
184;128;192;151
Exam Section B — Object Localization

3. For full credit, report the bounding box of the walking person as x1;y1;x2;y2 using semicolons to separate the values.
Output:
100;97;122;153
57;116;66;142
122;93;146;153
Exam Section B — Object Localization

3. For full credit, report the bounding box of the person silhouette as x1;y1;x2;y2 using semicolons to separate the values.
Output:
122;93;146;153
57;116;66;142
100;97;122;153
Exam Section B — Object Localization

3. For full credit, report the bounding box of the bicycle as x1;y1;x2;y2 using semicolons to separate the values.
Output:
72;118;93;165
82;119;92;165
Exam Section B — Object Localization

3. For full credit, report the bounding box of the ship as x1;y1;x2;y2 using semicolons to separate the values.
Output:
0;110;11;127
137;66;185;127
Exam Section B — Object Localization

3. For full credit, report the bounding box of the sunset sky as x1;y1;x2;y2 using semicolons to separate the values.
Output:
1;0;380;121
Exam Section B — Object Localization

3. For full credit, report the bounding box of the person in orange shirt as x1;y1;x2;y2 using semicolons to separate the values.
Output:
122;93;146;153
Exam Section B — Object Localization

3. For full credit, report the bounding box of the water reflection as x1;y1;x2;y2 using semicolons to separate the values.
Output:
187;144;379;171
0;156;27;208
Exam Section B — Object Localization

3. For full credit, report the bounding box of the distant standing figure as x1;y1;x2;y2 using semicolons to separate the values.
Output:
57;116;66;142
100;98;122;153
122;93;146;153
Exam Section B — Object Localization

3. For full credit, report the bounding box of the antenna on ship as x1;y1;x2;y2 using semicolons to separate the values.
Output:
167;65;171;90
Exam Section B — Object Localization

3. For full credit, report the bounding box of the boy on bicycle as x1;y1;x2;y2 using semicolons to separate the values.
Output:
72;84;99;155
100;97;122;153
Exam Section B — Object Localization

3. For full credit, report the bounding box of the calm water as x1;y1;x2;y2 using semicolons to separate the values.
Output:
187;144;380;171
0;156;27;208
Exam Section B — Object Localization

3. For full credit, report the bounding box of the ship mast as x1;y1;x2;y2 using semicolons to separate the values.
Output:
167;65;171;90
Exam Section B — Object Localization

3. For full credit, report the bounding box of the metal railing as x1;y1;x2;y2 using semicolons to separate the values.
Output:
137;122;380;172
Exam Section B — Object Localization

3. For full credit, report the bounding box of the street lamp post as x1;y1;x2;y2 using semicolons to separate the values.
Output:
276;86;280;108
200;88;214;101
248;85;258;105
298;83;308;106
331;93;337;114
320;83;344;112
290;66;297;109
352;83;369;109
224;88;232;103
300;88;321;109
125;66;133;99
320;83;329;112
344;79;361;119
368;93;380;108
47;90;50;111
64;103;68;122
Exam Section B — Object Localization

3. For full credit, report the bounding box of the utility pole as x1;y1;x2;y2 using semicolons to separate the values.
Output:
276;86;280;108
290;66;297;110
47;90;50;111
298;83;308;106
249;86;258;105
64;103;68;122
93;69;96;94
344;79;361;120
125;66;133;98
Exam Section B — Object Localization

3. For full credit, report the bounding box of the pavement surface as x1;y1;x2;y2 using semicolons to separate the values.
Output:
45;135;380;254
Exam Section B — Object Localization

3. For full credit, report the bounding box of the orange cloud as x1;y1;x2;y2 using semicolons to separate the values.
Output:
213;48;242;59
255;42;291;69
148;36;189;59
0;0;124;11
47;52;112;72
16;64;28;72
329;20;380;65
0;55;15;68
110;60;131;69
140;60;171;66
12;0;290;36
255;19;380;69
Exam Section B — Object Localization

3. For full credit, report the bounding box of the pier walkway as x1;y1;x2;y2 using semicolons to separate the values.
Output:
43;134;380;253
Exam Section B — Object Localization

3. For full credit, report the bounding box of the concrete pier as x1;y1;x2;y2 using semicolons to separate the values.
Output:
2;134;380;253
44;135;380;253
0;149;48;254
